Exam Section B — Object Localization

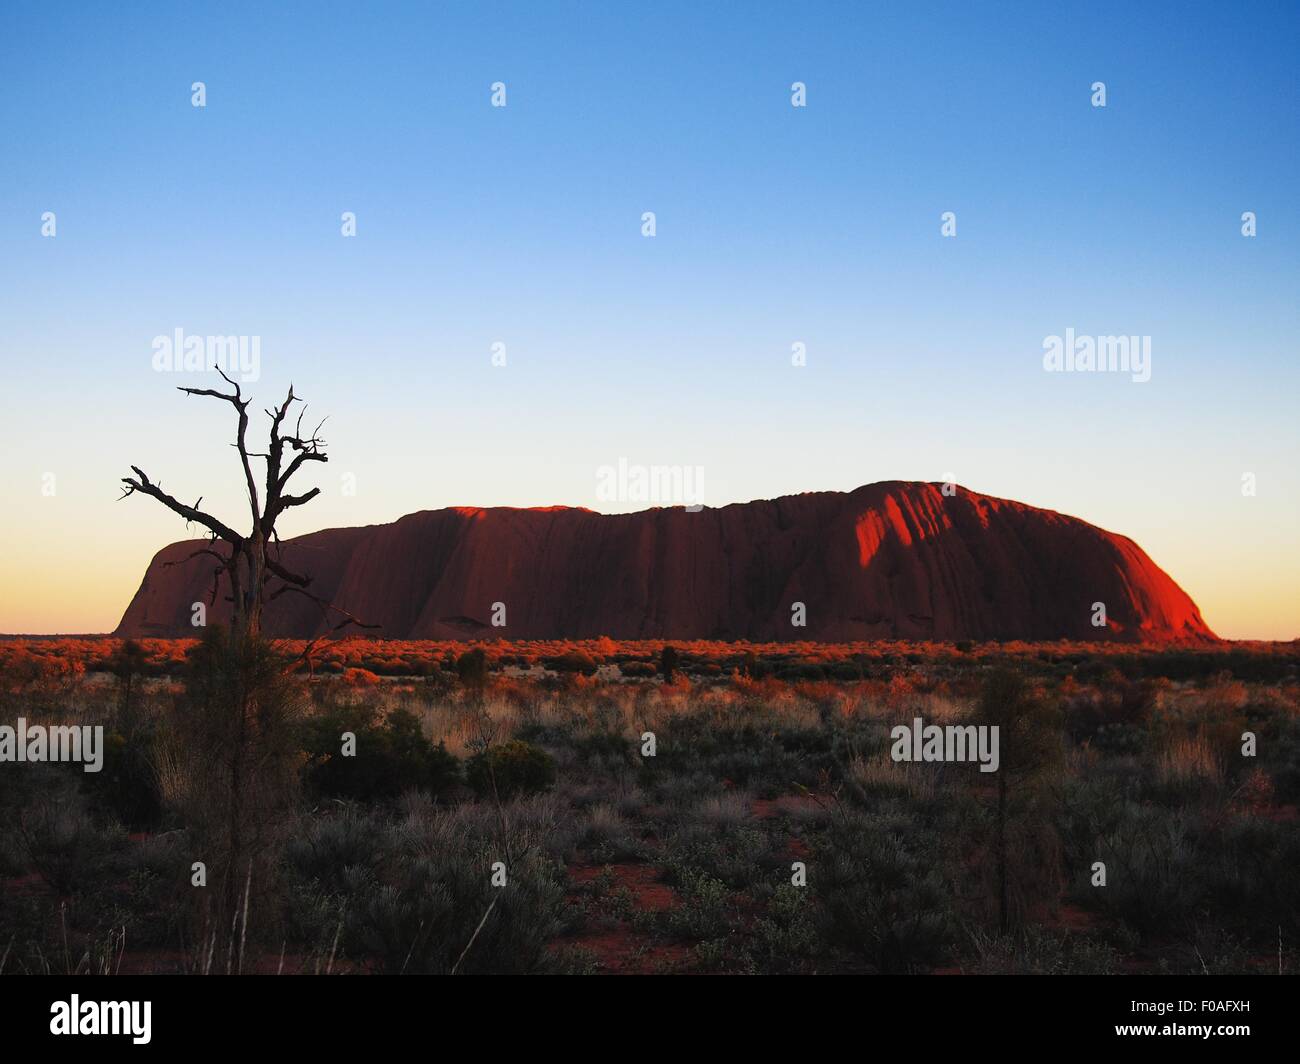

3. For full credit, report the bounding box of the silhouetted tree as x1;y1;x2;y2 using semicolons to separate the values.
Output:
976;670;1064;932
119;371;371;638
107;638;149;729
118;376;372;961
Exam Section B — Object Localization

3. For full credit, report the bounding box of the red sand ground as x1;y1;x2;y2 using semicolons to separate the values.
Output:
555;862;690;974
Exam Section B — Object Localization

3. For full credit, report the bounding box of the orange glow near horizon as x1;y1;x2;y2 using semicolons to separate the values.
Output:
1;485;1294;641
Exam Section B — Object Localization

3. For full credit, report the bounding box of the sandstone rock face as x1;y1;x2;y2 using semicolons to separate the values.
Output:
115;482;1216;642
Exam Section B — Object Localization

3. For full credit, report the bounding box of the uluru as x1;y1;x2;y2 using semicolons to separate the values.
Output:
114;481;1216;643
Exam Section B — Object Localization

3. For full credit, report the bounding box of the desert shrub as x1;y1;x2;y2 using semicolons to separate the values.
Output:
1058;770;1136;860
343;667;381;687
643;768;723;810
568;728;639;775
848;752;943;802
1156;927;1292;974
348;851;564;974
1196;815;1300;935
0;649;86;711
1092;806;1300;947
170;626;307;933
335;802;566;974
654;711;824;790
89;728;163;830
1146;730;1226;806
1106;677;1159;725
119;831;193;949
571;803;645;862
666;868;736;940
17;788;126;896
1203;672;1249;714
1073;662;1124;688
826;660;864;681
815;811;957;973
467;740;557;800
776;663;825;682
301;705;461;802
659;645;680;681
456;648;489;688
7;637;1297;971
968;926;1120;974
739;653;777;679
1088;721;1148;757
107;638;151;722
1064;680;1158;745
747;883;820;973
285;808;386;892
1087;804;1200;934
543;649;598;675
664;818;780;889
1264;715;1300;803
970;670;1065;931
619;660;656;679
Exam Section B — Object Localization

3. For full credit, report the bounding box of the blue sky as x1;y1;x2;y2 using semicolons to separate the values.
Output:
0;0;1297;637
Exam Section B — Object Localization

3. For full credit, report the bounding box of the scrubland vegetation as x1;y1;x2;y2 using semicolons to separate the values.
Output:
1;635;1297;974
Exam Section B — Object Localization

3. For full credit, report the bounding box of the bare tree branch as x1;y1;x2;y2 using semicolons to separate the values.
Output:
121;381;375;639
119;466;243;544
178;369;261;529
268;583;380;632
265;556;311;588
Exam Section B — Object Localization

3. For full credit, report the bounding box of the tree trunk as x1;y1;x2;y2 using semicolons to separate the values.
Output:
244;533;265;637
997;771;1008;933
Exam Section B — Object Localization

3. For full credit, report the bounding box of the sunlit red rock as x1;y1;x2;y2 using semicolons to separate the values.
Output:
115;482;1216;643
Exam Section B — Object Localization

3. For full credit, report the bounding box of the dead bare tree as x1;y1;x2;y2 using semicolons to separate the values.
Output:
119;370;373;640
118;373;373;950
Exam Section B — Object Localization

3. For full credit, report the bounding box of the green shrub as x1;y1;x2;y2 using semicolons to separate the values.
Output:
456;648;489;688
18;789;126;896
664;820;779;889
748;884;820;973
815;812;957;973
302;706;461;802
333;803;567;974
467;740;557;800
1087;804;1200;934
666;868;735;940
89;729;162;829
285;807;385;893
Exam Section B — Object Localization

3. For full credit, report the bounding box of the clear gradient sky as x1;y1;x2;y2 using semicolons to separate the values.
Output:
0;1;1296;638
